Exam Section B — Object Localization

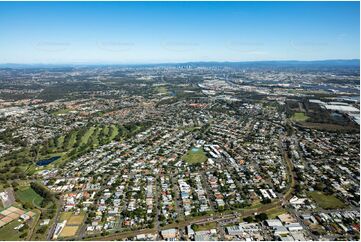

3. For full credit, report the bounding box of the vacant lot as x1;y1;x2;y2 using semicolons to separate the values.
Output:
183;148;208;164
291;112;309;122
308;191;346;209
16;187;43;207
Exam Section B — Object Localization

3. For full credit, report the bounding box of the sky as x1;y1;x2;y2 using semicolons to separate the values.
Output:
0;1;359;64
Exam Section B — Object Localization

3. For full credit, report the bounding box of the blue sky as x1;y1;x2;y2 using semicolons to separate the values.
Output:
0;1;359;64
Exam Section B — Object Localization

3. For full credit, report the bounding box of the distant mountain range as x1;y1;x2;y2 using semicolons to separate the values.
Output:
0;59;359;69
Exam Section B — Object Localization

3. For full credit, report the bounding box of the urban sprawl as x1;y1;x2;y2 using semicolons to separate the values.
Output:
0;62;359;241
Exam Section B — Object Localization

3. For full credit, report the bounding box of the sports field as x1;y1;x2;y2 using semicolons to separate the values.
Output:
291;112;309;122
57;212;85;238
183;147;208;164
59;225;78;237
67;213;85;225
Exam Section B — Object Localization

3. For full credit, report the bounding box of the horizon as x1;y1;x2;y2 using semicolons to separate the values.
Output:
0;58;360;67
0;1;360;63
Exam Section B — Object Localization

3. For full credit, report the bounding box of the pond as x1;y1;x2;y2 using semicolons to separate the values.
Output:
36;156;61;166
191;147;200;152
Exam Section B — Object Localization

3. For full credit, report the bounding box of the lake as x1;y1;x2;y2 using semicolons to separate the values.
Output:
36;156;61;166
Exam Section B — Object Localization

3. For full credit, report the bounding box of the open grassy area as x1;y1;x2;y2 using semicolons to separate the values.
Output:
66;131;78;149
291;112;309;122
1;122;149;182
108;125;119;141
182;147;208;164
192;222;217;232
102;125;110;136
59;212;85;225
265;207;288;219
51;108;71;116
67;213;85;225
308;191;346;209
59;212;73;222
91;127;101;147
154;85;169;95
57;212;84;238
56;136;65;149
80;127;96;145
59;225;79;237
249;200;262;209
0;220;23;240
16;187;43;207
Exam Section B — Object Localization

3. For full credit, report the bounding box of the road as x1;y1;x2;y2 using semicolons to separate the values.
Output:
46;200;63;240
27;208;41;240
87;200;286;241
154;172;161;240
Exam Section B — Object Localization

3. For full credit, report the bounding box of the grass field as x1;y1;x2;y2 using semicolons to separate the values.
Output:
59;225;79;237
154;86;169;94
57;212;84;238
56;136;65;149
291;112;309;122
67;213;85;225
80;127;96;145
102;126;110;136
16;187;43;207
66;131;78;149
265;207;287;219
182;147;208;164
91;128;101;147
59;212;73;222
60;212;85;225
0;220;22;240
108;125;119;141
52;108;71;116
193;222;217;231
308;191;346;209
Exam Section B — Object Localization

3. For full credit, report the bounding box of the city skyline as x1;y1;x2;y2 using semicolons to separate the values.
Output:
0;1;359;64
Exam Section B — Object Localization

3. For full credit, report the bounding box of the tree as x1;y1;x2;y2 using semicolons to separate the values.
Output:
255;213;268;221
20;232;28;238
243;216;254;223
37;226;47;234
261;198;272;204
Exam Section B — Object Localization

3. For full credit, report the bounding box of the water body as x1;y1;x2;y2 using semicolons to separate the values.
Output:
36;156;61;166
191;147;200;152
